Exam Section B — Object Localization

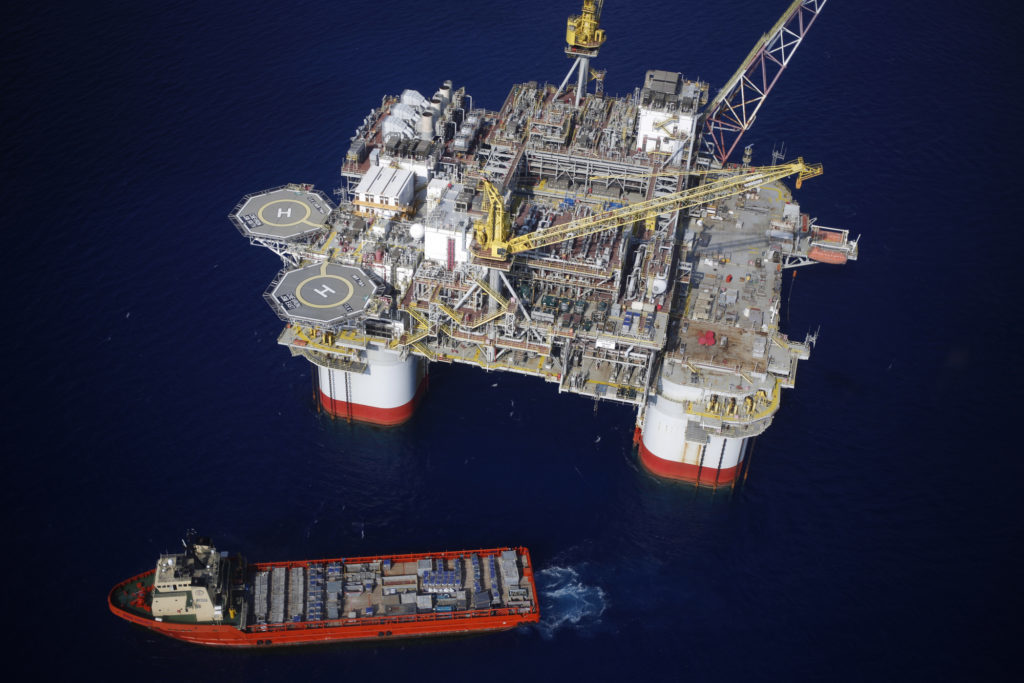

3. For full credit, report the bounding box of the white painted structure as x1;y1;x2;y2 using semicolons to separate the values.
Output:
636;108;697;155
423;183;472;265
640;393;750;483
634;70;702;158
317;347;426;425
352;165;415;219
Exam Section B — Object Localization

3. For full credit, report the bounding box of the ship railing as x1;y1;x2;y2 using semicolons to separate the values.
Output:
246;605;535;634
680;377;782;423
253;547;530;569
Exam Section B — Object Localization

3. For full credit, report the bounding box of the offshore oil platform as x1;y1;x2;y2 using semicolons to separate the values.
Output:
230;0;857;487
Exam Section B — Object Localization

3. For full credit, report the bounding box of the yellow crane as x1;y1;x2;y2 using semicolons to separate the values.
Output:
588;165;781;182
472;178;513;256
472;159;822;260
566;0;606;54
557;1;608;106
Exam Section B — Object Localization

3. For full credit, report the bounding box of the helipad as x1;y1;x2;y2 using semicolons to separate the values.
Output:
232;186;335;241
268;263;382;326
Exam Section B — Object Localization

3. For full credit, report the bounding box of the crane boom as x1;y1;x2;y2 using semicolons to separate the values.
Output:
700;0;828;165
474;160;822;260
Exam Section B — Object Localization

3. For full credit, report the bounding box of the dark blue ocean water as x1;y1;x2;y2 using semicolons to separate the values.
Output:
6;1;1022;680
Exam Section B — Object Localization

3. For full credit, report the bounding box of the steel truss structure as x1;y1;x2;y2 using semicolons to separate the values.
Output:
699;0;827;166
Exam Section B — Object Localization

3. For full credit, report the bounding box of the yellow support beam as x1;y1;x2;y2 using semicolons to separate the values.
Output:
434;301;464;325
466;307;507;329
473;277;509;308
411;341;437;361
399;305;429;330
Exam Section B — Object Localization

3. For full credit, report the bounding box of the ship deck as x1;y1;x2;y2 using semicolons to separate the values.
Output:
248;547;537;633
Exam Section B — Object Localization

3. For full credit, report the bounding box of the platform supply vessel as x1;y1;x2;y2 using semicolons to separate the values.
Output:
230;0;858;486
109;533;539;647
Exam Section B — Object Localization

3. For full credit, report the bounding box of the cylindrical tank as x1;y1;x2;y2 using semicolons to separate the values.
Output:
637;391;749;486
433;86;450;112
625;273;637;299
409;223;425;241
438;81;452;107
315;347;428;426
418;111;435;140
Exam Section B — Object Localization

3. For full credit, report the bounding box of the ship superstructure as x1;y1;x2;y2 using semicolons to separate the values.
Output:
230;0;857;486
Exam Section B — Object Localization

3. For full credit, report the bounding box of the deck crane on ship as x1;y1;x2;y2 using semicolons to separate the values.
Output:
230;0;858;487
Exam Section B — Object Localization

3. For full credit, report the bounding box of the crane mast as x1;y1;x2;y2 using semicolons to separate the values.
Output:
556;1;607;106
472;180;512;254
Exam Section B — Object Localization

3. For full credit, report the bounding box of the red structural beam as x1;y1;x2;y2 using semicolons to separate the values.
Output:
700;0;828;166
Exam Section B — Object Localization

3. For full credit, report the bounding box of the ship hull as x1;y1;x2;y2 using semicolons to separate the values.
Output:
112;597;529;648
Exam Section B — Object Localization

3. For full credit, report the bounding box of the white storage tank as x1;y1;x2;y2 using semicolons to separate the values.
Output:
418;110;434;140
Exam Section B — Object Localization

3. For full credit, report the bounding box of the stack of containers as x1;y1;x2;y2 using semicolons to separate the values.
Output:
253;570;269;623
270;567;286;623
469;554;490;609
306;565;324;622
326;562;342;620
487;556;502;604
288;567;305;622
499;550;520;586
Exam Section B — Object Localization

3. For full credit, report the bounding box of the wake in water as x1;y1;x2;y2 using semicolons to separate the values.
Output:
533;566;607;639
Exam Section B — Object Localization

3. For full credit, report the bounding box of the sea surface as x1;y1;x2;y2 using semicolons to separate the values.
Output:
5;1;1021;680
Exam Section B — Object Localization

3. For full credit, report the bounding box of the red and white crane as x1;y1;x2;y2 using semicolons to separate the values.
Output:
699;0;829;167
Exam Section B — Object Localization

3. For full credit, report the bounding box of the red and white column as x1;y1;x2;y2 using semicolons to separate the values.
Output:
637;395;750;486
316;348;428;426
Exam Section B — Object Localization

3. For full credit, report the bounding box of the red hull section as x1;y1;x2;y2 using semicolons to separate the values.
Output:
319;375;428;426
637;435;741;485
110;546;538;648
111;603;530;647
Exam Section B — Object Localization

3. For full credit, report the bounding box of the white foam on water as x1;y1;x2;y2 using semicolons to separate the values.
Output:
533;566;607;639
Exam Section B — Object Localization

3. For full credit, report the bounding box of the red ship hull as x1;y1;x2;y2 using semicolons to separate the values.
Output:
110;547;539;648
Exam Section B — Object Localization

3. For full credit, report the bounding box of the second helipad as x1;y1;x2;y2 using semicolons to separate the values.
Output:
269;263;382;326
